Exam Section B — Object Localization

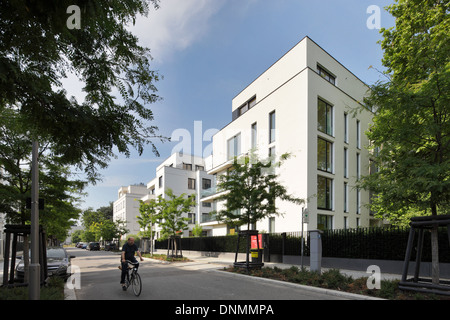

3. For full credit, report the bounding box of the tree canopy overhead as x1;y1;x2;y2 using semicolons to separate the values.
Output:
0;0;166;182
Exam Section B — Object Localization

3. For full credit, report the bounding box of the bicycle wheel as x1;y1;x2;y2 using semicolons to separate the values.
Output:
131;272;142;296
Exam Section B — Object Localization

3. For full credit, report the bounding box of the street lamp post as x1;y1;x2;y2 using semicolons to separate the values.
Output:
29;140;40;300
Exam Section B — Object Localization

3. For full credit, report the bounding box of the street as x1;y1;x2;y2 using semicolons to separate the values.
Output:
66;247;350;301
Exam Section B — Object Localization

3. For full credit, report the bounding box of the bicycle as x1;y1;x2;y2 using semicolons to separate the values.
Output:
122;260;142;296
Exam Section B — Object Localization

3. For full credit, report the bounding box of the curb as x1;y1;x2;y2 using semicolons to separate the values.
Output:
209;268;385;300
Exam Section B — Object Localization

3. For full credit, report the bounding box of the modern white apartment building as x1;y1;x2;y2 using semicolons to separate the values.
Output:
113;184;151;237
201;36;377;236
113;152;214;239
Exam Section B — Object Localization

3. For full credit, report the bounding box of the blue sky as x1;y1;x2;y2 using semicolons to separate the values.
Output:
78;0;396;211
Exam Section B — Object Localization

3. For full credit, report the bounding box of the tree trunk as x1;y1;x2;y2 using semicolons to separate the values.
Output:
431;204;439;285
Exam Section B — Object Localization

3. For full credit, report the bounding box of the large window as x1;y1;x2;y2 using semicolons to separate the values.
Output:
317;137;333;173
227;133;241;160
269;111;276;143
188;178;196;190
318;99;333;136
317;214;333;230
202;178;211;190
317;176;333;210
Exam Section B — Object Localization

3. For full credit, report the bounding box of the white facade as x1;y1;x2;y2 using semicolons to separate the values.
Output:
145;152;214;238
202;36;376;235
113;184;152;237
114;153;214;239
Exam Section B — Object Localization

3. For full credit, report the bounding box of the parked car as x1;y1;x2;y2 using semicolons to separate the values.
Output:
15;247;75;281
87;242;100;251
81;243;87;249
76;242;85;248
104;242;117;251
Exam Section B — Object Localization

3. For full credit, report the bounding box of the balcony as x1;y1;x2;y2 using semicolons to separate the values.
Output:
201;212;217;224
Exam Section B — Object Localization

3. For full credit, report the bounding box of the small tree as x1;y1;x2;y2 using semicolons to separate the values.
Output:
215;152;304;231
156;189;196;257
192;224;204;237
137;199;159;255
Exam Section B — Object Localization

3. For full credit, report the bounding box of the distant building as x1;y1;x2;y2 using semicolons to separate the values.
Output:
113;153;214;239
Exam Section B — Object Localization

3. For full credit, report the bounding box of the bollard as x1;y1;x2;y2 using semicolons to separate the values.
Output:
309;230;323;274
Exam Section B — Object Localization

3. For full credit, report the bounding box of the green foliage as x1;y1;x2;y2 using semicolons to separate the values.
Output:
0;0;167;182
137;199;159;238
81;205;128;241
192;224;204;237
156;189;196;240
359;0;450;221
0;108;84;240
215;152;304;230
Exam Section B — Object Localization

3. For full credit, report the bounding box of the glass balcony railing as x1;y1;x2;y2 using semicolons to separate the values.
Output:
201;212;217;223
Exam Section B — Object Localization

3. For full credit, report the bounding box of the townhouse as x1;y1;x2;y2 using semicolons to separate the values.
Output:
200;36;377;236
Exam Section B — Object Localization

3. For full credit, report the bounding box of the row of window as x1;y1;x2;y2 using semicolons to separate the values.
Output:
317;176;361;214
317;214;362;231
227;110;276;160
318;139;361;178
318;98;361;149
188;178;212;190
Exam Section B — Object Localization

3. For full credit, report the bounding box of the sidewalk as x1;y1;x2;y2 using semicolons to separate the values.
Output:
180;252;403;281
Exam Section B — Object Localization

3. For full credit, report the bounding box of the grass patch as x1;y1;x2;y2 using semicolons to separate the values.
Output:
142;253;191;262
224;266;450;300
0;276;65;300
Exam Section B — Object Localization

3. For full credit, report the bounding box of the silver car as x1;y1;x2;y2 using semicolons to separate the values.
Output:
15;247;75;281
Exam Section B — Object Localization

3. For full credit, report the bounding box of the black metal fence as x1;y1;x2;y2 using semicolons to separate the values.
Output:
155;226;450;262
155;235;248;253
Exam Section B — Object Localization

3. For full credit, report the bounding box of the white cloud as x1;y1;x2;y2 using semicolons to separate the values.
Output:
130;0;227;63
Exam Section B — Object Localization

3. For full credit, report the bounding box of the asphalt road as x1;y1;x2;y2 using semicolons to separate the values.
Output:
67;247;349;301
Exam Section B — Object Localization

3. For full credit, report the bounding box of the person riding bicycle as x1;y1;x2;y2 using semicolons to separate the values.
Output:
120;237;144;290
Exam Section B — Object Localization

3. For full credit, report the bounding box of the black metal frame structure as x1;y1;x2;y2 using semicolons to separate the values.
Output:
399;215;450;296
2;224;47;287
234;230;264;271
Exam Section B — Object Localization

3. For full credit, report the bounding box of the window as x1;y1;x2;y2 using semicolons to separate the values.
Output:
356;120;361;149
344;113;348;143
344;216;348;230
251;122;257;150
227;133;241;160
158;176;163;188
183;163;192;171
317;176;333;210
269;146;276;158
238;103;248;116
188;213;195;224
269;217;275;233
356;188;361;214
344;148;348;178
344;182;348;212
356;153;361;179
318;99;333;136
202;178;211;190
317;65;336;85
317;138;333;173
317;214;333;230
237;96;256;117
269;111;276;143
195;165;204;171
202;202;212;208
188;178;196;190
